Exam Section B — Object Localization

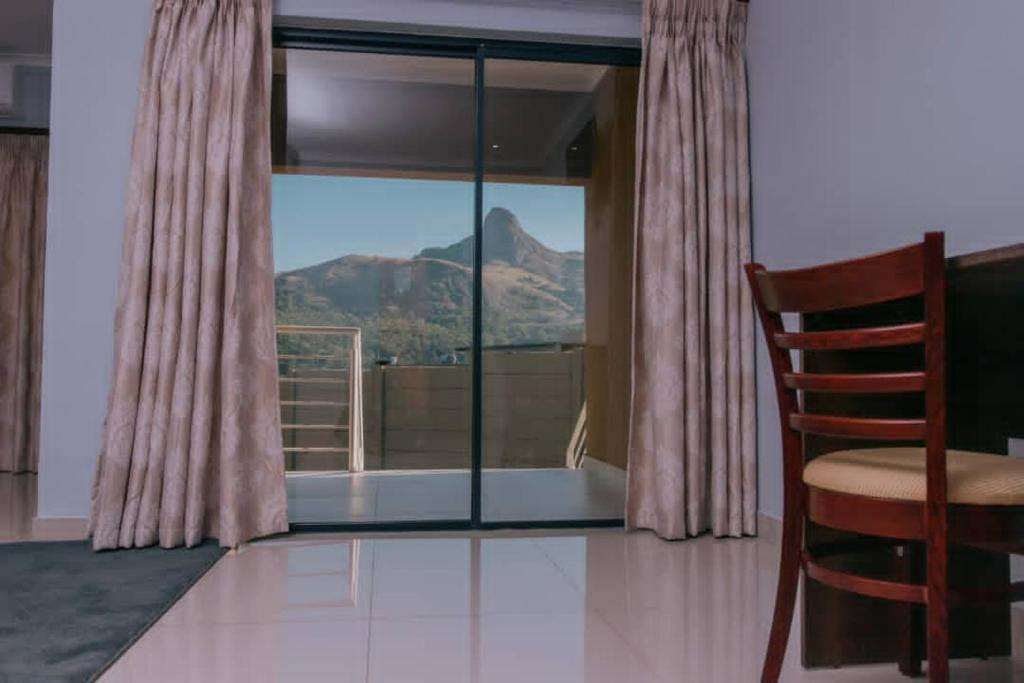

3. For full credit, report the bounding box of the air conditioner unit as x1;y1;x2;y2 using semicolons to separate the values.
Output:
0;63;16;117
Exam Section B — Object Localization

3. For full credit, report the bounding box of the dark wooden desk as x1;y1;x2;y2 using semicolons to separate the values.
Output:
801;243;1024;668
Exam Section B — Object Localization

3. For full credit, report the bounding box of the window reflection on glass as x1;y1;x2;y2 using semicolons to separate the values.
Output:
481;59;639;522
272;49;475;523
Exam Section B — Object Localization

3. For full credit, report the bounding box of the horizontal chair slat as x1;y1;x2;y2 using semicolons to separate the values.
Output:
774;322;925;351
783;371;925;393
789;413;926;440
803;553;926;604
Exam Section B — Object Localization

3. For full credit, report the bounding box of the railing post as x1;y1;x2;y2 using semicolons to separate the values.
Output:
349;330;364;473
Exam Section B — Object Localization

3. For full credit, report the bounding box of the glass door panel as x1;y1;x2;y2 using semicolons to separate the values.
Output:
481;58;639;522
272;48;476;525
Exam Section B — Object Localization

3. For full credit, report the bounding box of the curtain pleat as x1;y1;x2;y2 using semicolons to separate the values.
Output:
89;0;287;550
627;0;756;539
0;134;48;474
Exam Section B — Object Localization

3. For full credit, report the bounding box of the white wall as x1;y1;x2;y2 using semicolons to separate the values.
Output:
747;0;1024;519
37;0;148;518
43;0;1024;524
36;1;641;520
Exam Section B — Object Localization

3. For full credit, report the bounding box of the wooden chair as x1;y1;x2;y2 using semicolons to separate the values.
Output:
746;232;1024;682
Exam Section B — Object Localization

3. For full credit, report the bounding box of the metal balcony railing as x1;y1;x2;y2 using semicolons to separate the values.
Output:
276;325;364;472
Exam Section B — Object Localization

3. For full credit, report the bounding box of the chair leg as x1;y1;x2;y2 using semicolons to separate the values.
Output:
926;537;949;682
897;543;924;678
761;511;802;683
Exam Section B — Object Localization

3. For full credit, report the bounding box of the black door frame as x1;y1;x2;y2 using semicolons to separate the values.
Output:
273;26;641;533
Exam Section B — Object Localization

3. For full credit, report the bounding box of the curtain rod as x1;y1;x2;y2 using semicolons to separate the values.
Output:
0;126;49;136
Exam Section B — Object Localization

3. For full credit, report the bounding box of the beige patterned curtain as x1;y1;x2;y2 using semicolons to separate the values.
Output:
0;134;48;474
627;0;756;539
90;0;287;550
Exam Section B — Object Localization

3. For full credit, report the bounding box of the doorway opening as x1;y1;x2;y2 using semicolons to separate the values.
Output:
271;29;640;529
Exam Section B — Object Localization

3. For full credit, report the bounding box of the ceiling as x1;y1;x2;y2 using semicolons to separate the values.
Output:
0;0;52;58
277;48;620;178
277;49;608;92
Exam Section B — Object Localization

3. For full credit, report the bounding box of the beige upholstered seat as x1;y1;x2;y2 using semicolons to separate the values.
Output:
803;447;1024;506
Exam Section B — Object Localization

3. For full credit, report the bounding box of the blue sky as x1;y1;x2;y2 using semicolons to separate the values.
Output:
271;174;585;273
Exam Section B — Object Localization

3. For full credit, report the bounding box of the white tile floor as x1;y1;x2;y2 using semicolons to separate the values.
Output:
287;458;627;524
99;529;1023;683
4;472;1018;681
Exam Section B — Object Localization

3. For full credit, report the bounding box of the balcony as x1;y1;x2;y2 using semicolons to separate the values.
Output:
276;326;624;524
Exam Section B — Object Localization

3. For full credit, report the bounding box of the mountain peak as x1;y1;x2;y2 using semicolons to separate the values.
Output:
484;206;519;230
416;206;561;271
481;207;540;265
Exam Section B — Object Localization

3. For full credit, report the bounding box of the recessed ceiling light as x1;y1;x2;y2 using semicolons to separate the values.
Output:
491;144;501;151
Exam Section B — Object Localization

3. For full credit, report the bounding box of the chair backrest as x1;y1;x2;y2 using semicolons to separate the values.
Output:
745;232;948;511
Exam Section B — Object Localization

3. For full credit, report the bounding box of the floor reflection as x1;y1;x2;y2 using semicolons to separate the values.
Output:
100;530;1022;682
286;458;627;525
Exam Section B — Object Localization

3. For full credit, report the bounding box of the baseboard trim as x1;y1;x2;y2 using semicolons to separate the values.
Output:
32;516;88;541
757;512;782;544
23;514;782;544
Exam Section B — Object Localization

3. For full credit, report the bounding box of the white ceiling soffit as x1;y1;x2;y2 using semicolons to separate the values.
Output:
274;0;642;45
277;48;610;93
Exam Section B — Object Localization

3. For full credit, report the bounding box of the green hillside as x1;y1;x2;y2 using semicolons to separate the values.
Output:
275;207;584;365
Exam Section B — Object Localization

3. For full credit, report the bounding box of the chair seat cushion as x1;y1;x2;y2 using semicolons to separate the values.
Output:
803;447;1024;505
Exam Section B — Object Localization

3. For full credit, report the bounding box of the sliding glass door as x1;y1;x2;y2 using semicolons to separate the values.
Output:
271;30;639;528
481;59;638;523
272;48;475;525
